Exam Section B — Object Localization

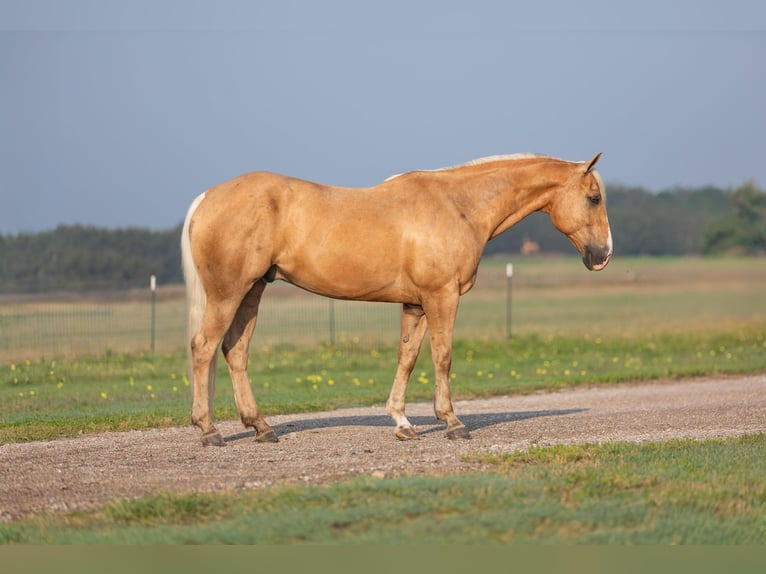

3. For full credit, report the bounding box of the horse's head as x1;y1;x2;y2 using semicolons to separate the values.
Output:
547;153;613;271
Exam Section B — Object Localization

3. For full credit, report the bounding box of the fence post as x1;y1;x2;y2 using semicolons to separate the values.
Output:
150;275;157;353
328;298;336;346
505;263;513;340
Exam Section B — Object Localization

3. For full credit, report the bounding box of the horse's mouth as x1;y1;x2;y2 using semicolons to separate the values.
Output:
583;247;612;271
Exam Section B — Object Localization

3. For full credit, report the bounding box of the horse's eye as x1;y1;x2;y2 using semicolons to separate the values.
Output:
588;195;601;206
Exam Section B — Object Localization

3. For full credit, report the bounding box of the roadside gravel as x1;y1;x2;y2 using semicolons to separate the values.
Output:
1;374;764;521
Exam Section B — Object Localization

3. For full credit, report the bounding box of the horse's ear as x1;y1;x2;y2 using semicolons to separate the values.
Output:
584;152;602;175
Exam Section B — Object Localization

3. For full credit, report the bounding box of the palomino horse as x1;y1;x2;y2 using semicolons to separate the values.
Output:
181;153;612;446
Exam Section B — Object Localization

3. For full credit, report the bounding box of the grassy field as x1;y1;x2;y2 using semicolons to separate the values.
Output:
1;256;765;443
2;435;764;544
1;256;765;544
2;255;765;359
2;328;765;444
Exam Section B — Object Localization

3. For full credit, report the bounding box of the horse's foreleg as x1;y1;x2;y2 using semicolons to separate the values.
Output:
386;304;428;440
423;294;470;440
222;280;278;443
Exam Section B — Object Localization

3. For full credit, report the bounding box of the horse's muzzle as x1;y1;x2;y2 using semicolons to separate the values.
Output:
582;245;612;271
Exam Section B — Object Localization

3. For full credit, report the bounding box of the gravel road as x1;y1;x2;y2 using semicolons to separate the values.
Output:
1;374;764;522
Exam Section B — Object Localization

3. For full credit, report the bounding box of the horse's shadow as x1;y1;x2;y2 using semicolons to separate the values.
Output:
224;408;586;443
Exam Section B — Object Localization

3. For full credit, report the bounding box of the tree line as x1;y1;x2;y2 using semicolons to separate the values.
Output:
0;225;182;293
485;181;764;257
0;182;763;294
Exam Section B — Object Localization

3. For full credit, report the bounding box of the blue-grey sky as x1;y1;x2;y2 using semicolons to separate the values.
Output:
1;1;764;234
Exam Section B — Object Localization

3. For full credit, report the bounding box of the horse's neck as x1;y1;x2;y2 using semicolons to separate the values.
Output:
453;160;567;241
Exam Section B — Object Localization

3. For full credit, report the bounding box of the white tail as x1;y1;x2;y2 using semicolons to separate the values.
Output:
181;191;217;402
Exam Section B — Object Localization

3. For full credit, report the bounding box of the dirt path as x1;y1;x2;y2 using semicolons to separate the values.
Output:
2;374;764;522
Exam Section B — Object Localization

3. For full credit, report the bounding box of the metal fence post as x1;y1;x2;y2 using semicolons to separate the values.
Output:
505;263;513;340
150;275;157;353
328;298;336;346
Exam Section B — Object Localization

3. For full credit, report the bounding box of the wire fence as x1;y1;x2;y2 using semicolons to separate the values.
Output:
4;257;763;363
1;261;544;362
0;283;410;362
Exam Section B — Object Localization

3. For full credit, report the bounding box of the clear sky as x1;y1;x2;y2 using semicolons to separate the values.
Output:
1;1;764;233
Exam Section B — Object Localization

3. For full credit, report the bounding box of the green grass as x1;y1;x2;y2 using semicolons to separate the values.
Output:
2;256;766;544
2;256;765;358
2;328;765;444
3;434;764;544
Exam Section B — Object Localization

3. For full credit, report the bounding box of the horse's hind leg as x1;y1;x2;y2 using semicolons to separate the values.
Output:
191;298;242;446
386;304;428;440
221;280;278;443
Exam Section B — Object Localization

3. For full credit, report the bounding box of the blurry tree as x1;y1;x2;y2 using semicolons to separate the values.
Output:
486;184;732;256
703;181;766;255
0;182;761;294
0;224;183;293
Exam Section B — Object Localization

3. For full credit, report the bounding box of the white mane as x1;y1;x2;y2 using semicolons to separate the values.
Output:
384;153;543;182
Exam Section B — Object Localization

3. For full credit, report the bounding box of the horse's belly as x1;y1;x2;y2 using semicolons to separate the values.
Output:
274;262;412;303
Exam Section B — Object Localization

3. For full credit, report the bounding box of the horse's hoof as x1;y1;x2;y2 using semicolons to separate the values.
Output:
201;431;225;447
446;426;471;440
255;429;279;443
395;426;420;441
